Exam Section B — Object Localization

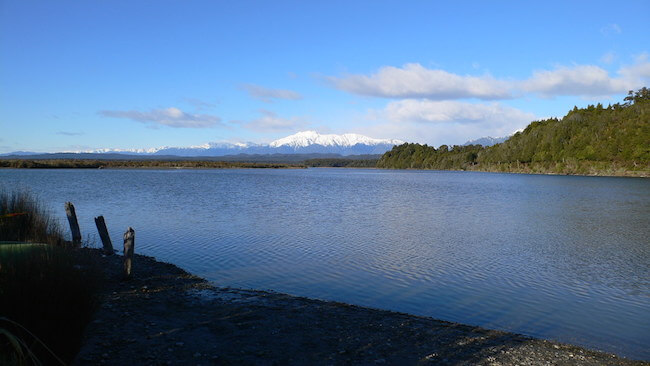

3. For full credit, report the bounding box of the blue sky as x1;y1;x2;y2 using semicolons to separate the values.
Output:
1;1;649;153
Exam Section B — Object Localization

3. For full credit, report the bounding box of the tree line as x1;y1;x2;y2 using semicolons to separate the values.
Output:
377;88;650;176
0;159;305;169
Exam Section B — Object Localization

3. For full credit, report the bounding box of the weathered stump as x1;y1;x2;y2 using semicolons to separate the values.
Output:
94;215;114;255
65;202;82;245
123;227;135;279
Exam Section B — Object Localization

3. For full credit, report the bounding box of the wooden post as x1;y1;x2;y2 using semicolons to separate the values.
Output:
65;202;82;245
123;227;135;279
94;216;114;255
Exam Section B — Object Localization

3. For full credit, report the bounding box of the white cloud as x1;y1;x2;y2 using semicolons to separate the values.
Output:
242;84;302;103
328;63;512;100
619;53;650;80
243;110;307;132
329;59;650;100
99;107;222;128
521;65;628;96
381;99;535;125
521;61;650;97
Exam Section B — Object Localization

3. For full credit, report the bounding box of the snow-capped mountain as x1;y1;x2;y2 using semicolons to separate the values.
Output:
152;142;255;157
463;136;509;147
270;131;402;149
77;131;404;157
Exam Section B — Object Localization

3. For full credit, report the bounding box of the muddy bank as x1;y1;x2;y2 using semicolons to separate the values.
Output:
74;249;647;365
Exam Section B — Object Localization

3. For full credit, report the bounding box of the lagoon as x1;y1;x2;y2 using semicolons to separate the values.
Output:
1;168;648;359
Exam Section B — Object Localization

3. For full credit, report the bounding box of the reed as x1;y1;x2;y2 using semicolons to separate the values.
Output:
0;190;65;246
0;191;103;364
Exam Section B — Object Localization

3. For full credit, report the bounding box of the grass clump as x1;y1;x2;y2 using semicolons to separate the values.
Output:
0;190;66;246
0;191;103;364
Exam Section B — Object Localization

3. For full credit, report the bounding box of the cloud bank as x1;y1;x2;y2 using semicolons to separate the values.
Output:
99;107;222;128
329;60;650;99
329;63;511;100
382;100;535;125
521;65;634;97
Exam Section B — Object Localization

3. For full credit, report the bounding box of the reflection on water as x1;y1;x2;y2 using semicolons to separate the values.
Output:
1;168;649;359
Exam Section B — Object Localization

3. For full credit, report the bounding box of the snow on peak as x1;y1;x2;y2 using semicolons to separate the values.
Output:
269;131;403;148
90;147;163;154
66;131;402;156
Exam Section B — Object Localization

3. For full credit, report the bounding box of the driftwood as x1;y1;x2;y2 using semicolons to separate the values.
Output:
64;202;82;245
94;215;114;255
123;227;135;278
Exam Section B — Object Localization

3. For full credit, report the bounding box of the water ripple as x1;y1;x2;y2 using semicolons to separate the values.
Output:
1;168;649;360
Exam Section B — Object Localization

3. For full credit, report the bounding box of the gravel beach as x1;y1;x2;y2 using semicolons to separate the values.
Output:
73;249;648;365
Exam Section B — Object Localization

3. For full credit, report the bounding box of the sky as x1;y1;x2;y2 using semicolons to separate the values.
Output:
1;0;649;153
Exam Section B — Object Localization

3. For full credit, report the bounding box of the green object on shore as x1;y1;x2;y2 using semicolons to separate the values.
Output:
0;242;102;364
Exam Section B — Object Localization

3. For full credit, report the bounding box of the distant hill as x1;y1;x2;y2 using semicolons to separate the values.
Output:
378;88;650;177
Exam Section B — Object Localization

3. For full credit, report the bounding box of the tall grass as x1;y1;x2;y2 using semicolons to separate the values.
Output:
0;191;103;364
0;190;65;246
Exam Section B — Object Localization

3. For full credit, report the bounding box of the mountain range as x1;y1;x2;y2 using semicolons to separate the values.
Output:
2;131;511;158
2;131;404;157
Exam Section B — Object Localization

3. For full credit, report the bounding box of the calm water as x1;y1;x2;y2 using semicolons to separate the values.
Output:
1;168;649;359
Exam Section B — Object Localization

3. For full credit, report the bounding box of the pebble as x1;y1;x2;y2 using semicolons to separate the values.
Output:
74;249;639;366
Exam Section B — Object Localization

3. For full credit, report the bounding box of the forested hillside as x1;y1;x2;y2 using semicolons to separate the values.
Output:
377;88;649;176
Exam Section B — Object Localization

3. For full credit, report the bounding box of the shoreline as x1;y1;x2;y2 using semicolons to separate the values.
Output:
74;248;647;365
2;165;648;178
377;167;649;178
